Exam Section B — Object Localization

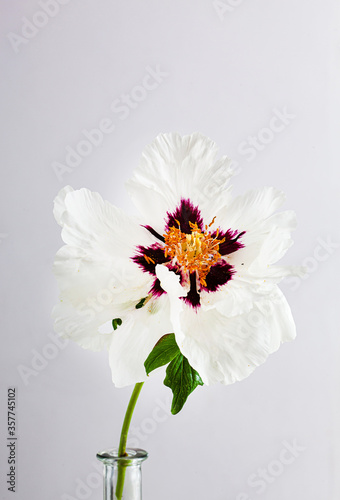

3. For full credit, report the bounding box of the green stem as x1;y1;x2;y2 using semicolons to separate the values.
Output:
116;382;144;500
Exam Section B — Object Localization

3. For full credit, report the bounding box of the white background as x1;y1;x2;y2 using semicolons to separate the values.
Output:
1;1;340;499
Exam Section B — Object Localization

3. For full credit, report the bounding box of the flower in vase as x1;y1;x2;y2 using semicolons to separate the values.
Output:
53;133;299;412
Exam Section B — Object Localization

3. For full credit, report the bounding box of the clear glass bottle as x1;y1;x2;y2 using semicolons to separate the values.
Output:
97;448;148;500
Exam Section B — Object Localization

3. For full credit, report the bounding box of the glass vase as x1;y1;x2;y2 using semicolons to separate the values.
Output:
97;448;148;500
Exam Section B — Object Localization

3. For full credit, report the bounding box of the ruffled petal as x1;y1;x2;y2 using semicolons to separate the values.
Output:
218;209;298;283
168;286;296;385
216;186;286;230
54;244;151;305
247;211;297;270
54;187;154;259
53;185;74;225
53;187;157;302
52;300;116;351
126;133;234;232
200;277;273;317
53;187;159;355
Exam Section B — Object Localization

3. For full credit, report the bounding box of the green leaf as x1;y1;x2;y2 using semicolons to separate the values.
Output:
112;318;122;331
164;355;203;415
144;334;204;414
144;334;180;375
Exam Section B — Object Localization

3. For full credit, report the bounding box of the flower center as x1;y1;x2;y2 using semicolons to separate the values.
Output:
163;219;224;287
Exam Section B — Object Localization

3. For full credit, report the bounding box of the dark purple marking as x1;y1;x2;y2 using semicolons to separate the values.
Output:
132;207;246;308
132;244;170;276
212;229;245;256
143;225;165;242
182;273;200;309
149;278;165;297
202;261;235;292
166;199;204;234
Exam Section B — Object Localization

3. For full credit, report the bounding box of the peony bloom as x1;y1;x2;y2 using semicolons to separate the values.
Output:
53;133;298;390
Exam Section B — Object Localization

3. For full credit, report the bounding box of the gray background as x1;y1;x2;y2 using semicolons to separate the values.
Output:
1;1;340;499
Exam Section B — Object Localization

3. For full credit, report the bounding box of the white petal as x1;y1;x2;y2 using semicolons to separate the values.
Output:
169;287;295;385
217;186;286;230
54;244;150;305
155;264;186;298
108;294;172;387
126;132;234;231
219;208;298;284
52;300;115;351
53;187;157;303
52;187;160;354
248;211;297;268
200;278;274;317
235;210;297;282
55;188;153;258
53;185;74;225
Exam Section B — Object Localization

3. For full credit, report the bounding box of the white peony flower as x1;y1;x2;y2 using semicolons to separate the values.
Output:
53;132;299;392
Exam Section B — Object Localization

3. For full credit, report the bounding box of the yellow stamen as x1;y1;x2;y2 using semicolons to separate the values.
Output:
144;255;155;264
208;216;216;228
163;216;222;286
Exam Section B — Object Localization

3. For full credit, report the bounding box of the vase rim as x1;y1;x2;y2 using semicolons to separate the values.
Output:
96;448;148;466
